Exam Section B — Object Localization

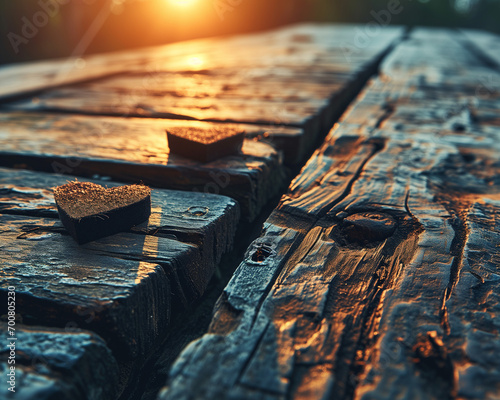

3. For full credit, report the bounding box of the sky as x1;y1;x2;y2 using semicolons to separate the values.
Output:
1;0;498;65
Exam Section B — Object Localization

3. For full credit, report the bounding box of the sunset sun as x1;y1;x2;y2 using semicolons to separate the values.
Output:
169;0;198;7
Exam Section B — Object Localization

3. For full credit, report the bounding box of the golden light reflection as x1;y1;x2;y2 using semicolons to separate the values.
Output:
136;206;161;284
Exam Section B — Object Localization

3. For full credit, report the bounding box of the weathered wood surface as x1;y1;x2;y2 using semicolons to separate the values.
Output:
159;27;500;400
0;24;405;228
1;23;340;101
3;24;404;168
1;209;169;361
0;167;238;371
0;112;282;221
460;29;500;69
0;167;239;271
2;23;348;101
0;323;119;400
0;111;304;166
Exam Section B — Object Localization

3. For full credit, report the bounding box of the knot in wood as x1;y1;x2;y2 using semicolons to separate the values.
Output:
247;241;276;265
343;212;396;243
251;245;274;263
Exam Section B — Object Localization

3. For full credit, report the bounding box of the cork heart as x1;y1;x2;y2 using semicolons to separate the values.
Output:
54;181;151;244
166;126;244;162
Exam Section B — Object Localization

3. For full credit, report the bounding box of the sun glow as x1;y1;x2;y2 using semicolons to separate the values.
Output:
187;55;205;69
169;0;198;7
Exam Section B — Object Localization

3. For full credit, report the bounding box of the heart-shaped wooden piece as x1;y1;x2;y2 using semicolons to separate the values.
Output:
166;126;245;162
54;181;151;244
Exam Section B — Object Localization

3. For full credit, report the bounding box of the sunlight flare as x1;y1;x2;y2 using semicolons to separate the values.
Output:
169;0;198;7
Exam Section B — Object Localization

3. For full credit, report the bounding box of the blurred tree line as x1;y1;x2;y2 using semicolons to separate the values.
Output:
312;0;500;31
1;0;499;66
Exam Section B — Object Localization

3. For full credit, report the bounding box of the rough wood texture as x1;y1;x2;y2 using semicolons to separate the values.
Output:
159;27;500;400
0;112;281;221
0;323;119;400
0;211;168;362
2;24;404;167
0;24;405;229
0;168;239;368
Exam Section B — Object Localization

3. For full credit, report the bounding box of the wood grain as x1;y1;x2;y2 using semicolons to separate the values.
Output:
0;167;239;267
0;168;239;367
0;323;119;400
3;24;404;169
0;112;281;221
159;27;500;400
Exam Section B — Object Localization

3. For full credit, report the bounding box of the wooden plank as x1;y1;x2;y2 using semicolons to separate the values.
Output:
0;167;239;305
3;24;404;169
0;323;119;400
159;132;425;400
338;27;500;140
0;168;239;365
0;211;170;363
0;24;402;103
460;29;500;69
0;110;304;165
158;28;500;400
14;82;328;126
0;112;281;221
346;28;500;400
0;24;309;101
444;200;500;399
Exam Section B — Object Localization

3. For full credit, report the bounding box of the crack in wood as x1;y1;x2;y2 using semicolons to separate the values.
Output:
143;26;500;400
247;227;317;332
444;208;470;302
310;137;387;221
404;189;417;222
235;319;272;386
373;103;395;130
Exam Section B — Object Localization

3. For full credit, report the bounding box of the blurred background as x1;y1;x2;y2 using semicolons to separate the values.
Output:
1;0;499;66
